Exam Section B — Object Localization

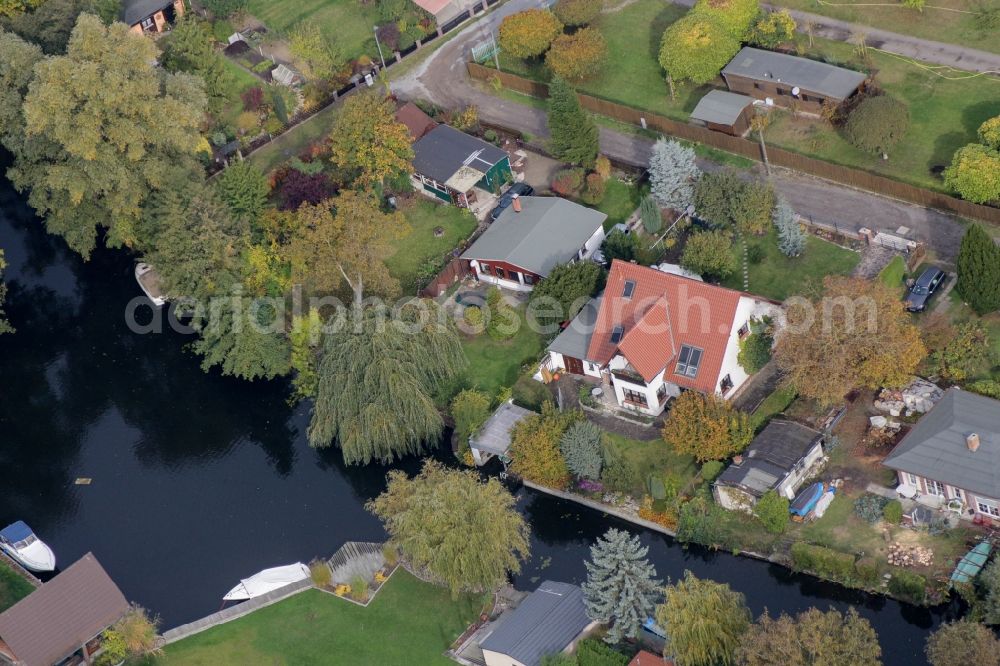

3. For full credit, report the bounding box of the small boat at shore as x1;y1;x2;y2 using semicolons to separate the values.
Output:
951;541;992;585
223;562;310;601
0;521;56;572
135;262;167;307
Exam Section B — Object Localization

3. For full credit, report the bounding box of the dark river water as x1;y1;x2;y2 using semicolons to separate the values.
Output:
0;173;960;663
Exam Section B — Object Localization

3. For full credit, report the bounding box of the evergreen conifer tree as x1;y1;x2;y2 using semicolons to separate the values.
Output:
649;138;700;211
547;76;598;169
582;528;662;643
640;195;663;234
773;197;804;257
560;420;603;480
956;224;1000;314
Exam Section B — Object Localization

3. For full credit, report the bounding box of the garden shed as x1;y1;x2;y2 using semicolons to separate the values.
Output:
689;90;755;136
469;401;533;466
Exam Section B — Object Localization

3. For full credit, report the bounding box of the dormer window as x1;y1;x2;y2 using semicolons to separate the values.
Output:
675;345;702;378
610;325;624;344
623;280;636;299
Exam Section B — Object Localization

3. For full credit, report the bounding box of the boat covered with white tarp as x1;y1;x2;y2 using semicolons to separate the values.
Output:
222;562;310;601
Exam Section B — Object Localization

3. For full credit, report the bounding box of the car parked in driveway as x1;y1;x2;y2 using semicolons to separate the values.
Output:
489;183;534;221
904;267;946;312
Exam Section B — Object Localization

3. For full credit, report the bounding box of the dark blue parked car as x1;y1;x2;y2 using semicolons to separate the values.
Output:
489;183;534;221
904;267;946;312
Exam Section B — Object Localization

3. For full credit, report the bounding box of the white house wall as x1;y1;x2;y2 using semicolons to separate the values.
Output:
716;297;782;398
470;262;533;292
482;648;527;666
776;441;824;499
579;226;606;260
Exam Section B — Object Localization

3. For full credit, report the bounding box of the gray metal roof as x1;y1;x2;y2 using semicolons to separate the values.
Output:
121;0;173;25
470;402;534;456
716;420;823;497
722;47;867;101
479;581;591;666
884;389;1000;498
690;90;754;126
461;197;607;276
411;125;509;184
547;296;601;360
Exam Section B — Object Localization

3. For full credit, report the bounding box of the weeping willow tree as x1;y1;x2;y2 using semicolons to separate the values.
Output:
367;460;530;598
307;302;467;464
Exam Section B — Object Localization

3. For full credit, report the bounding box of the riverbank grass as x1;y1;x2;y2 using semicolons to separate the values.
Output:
0;563;34;613
154;570;485;665
389;200;478;294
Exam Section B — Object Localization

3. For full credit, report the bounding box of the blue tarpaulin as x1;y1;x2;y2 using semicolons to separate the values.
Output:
0;521;32;543
790;483;825;517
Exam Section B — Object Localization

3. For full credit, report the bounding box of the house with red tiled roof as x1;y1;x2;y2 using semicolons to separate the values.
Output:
544;260;780;416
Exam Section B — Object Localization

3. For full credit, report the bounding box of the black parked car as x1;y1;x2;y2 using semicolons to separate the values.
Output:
489;183;535;221
904;267;946;312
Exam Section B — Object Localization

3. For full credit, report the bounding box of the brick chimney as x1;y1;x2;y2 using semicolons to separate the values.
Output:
512;194;521;213
733;455;744;465
968;433;981;452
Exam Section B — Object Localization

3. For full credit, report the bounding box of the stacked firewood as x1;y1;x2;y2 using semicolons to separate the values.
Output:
887;542;933;567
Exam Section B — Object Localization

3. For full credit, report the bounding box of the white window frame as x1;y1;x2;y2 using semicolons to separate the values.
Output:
907;473;919;486
977;497;1000;518
926;479;945;497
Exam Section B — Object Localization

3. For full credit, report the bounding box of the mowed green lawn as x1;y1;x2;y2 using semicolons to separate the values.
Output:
500;0;1000;191
721;230;860;301
0;565;34;613
603;431;699;496
154;571;485;665
460;306;546;398
389;199;478;294
247;0;379;60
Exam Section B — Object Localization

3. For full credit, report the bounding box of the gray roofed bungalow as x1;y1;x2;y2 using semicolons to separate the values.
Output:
411;125;513;208
884;389;1000;520
479;581;595;666
121;0;185;33
714;420;825;511
721;47;867;113
689;90;755;136
461;197;607;292
469;401;534;466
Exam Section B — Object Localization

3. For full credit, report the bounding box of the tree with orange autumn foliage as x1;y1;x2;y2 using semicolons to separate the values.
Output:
498;9;563;59
546;27;607;81
774;276;926;406
509;403;581;488
661;391;753;462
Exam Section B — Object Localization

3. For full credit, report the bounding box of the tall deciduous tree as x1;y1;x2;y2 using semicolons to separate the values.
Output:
691;0;760;39
956;223;1000;314
926;620;1000;666
190;296;292;380
553;0;602;26
680;230;737;280
289;23;344;81
977;556;1000;625
451;388;492;443
5;0;91;54
740;608;881;666
217;160;270;224
498;9;563;59
547;76;599;169
773;197;804;257
980;115;1000;151
0;29;43;157
328;91;413;189
693;170;774;234
12;15;206;258
285;191;405;299
774;277;926;406
944;144;1000;204
843;95;909;157
661;391;752;462
560;420;603;480
658;14;739;95
656;571;751;666
649;138;699;211
582;528;662;643
0;0;43;18
546;27;607;82
509;403;580;488
308;303;467;464
528;260;605;328
749;9;796;48
367;460;530;598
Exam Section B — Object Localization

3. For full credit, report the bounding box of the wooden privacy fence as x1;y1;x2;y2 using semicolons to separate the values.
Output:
468;63;1000;225
419;256;470;298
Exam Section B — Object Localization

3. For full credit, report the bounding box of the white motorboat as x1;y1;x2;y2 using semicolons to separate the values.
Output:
134;262;167;307
223;562;311;601
0;521;56;573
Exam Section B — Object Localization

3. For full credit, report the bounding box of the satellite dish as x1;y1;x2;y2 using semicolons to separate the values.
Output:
792;86;801;97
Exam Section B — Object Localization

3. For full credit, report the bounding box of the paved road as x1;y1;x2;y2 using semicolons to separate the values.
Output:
394;0;967;261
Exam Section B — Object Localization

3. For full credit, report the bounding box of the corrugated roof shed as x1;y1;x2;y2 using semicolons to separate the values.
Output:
480;581;591;666
884;389;1000;498
0;553;129;666
689;90;754;126
470;402;534;456
412;125;509;184
722;47;867;100
716;420;823;497
461;197;606;276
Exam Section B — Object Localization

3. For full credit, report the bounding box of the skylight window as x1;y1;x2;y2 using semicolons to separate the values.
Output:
623;280;636;299
610;325;624;344
675;345;703;377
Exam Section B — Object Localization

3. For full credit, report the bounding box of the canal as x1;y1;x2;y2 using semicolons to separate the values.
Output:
0;177;959;663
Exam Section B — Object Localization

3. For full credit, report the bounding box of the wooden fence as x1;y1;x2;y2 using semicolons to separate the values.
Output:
468;63;1000;225
419;256;470;298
